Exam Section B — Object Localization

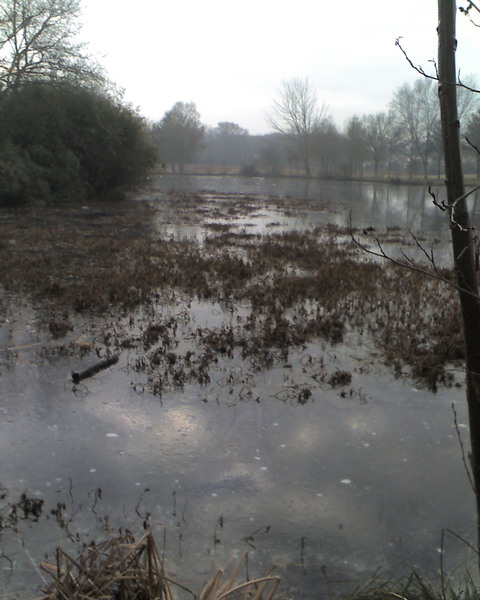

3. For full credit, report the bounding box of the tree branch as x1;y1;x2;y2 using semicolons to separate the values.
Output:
395;37;480;93
348;214;480;301
459;1;480;26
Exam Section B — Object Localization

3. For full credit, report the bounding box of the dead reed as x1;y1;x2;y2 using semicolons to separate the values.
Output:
39;530;280;600
0;193;463;391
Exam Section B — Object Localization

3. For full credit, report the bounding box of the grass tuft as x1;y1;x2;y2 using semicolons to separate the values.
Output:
39;531;280;600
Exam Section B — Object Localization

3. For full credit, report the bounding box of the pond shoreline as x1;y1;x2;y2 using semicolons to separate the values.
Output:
163;167;480;188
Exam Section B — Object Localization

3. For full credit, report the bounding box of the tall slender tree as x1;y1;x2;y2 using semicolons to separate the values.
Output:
438;0;480;562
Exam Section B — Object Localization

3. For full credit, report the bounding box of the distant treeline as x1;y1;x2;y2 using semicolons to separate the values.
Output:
149;78;480;181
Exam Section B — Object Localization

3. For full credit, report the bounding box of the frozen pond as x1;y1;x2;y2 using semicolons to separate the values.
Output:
0;176;477;597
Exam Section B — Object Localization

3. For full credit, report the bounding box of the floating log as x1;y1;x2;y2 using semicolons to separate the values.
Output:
72;355;119;384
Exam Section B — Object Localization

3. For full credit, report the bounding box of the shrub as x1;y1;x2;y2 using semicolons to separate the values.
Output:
0;82;157;202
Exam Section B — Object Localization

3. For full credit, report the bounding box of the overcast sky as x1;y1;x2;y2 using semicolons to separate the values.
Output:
79;0;480;134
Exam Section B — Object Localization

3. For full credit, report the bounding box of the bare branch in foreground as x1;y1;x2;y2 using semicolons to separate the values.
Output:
395;38;438;80
452;402;476;493
459;1;480;26
395;37;480;93
428;185;480;233
466;136;480;156
348;214;480;302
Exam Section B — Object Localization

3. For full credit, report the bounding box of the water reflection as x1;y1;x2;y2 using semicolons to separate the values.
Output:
1;321;475;597
148;173;480;236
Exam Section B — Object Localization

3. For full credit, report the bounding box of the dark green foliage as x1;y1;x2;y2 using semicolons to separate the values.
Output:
0;82;157;202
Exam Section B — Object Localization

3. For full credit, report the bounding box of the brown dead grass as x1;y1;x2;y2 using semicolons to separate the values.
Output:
40;530;280;600
0;193;464;391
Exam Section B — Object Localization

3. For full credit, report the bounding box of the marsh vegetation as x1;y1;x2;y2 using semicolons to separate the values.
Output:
0;189;463;392
0;184;474;598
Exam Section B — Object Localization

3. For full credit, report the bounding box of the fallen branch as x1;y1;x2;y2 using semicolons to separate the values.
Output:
71;355;119;384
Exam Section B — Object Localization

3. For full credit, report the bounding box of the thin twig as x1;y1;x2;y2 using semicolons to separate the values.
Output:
443;526;479;555
409;228;440;273
459;1;480;27
396;37;480;92
452;402;476;493
428;184;480;214
395;38;438;81
349;217;480;301
465;136;480;155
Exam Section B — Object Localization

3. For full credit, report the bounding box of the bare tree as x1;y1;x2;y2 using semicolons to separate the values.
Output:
0;0;102;94
362;111;397;178
390;78;440;179
311;119;343;178
267;78;328;177
343;115;368;178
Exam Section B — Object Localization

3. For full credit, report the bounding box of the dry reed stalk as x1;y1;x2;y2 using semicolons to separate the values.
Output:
199;552;280;600
40;530;174;600
40;533;280;600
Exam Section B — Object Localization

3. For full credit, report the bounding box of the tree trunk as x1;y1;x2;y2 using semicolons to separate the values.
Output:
438;0;480;562
303;156;311;177
302;139;311;177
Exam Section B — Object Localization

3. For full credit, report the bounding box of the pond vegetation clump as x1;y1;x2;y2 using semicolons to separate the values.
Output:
0;191;463;398
39;531;280;600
